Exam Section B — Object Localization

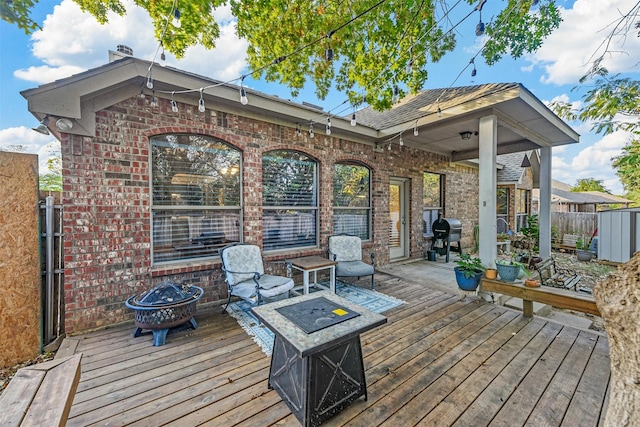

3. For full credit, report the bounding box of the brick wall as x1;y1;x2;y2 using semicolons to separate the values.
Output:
61;95;480;334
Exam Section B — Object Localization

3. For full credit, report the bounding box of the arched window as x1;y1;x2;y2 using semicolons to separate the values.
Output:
150;134;241;264
262;150;318;250
333;162;371;240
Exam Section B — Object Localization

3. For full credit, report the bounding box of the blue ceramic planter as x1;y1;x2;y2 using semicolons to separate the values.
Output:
454;268;483;291
496;263;520;282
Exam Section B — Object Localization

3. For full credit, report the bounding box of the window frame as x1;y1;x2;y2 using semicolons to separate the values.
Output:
149;134;242;266
423;172;445;238
262;149;319;252
332;161;372;241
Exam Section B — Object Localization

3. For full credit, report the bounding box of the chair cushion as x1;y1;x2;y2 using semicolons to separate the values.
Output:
336;260;374;277
329;235;362;262
231;275;294;301
221;245;265;285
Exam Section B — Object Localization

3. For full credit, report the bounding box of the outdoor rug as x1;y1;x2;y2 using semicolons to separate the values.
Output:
226;281;405;356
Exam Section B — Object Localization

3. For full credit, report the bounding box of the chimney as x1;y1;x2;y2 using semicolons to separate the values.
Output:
108;45;134;62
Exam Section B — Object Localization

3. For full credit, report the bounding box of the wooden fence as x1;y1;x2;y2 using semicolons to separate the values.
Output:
551;212;598;239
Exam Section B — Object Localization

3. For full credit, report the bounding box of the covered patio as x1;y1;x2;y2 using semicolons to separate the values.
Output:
58;264;609;426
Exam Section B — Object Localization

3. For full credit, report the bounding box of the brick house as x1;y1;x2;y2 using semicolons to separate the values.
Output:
21;51;579;334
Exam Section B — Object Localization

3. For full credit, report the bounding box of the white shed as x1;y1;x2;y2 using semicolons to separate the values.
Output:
598;207;640;264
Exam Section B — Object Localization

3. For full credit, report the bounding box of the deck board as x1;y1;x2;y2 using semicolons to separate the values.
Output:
63;272;610;427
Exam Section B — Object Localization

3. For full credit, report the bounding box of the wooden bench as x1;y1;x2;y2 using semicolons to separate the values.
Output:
481;278;600;318
552;233;579;253
0;353;82;427
533;257;582;291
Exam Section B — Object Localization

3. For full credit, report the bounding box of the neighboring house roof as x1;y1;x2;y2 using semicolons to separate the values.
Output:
496;151;530;183
552;189;633;205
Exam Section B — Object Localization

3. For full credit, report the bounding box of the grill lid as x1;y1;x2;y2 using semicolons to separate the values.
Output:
131;281;200;307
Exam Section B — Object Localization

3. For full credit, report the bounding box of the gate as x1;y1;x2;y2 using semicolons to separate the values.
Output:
39;193;64;346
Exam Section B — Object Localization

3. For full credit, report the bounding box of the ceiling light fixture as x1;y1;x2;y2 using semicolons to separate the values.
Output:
460;131;473;140
56;118;73;131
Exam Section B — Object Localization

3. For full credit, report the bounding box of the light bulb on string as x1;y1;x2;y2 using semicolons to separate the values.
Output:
437;106;442;117
350;112;357;127
146;75;153;89
388;142;392;151
198;88;205;113
172;8;181;28
296;124;301;137
150;91;158;108
160;42;166;61
475;0;486;36
470;58;477;77
392;85;400;103
326;117;332;135
171;92;179;113
399;134;404;146
239;76;249;105
413;121;419;136
325;30;334;61
138;88;146;99
309;122;314;138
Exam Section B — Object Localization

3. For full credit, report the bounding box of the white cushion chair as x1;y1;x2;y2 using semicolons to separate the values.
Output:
219;243;294;312
328;234;375;289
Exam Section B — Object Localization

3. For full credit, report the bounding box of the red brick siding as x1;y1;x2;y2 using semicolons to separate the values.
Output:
61;96;480;333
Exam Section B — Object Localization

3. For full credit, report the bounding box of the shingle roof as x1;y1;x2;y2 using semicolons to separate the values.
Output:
351;83;520;130
496;152;529;183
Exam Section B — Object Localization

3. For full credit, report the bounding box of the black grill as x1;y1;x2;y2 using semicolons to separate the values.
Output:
431;217;462;262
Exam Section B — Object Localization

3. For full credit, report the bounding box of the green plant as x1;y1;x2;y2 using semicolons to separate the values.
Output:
495;257;531;277
576;233;593;250
454;253;485;278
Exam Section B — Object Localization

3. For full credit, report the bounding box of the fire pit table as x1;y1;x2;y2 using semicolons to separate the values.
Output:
125;281;203;346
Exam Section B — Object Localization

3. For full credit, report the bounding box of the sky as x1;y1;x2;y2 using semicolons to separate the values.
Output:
1;0;638;195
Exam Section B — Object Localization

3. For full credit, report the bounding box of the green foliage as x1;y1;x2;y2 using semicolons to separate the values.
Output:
2;0;561;109
613;138;640;202
39;156;62;192
454;253;484;278
571;178;611;194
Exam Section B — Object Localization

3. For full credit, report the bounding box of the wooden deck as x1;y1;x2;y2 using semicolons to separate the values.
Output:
58;273;610;426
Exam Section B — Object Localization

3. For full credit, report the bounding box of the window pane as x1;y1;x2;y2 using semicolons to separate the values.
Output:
333;163;371;239
423;172;444;237
263;210;317;250
334;163;369;207
333;209;369;240
152;135;240;207
263;150;317;250
152;209;240;263
151;134;241;264
263;151;317;207
423;172;442;206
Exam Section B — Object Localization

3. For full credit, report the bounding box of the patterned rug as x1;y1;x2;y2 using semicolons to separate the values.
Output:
226;281;405;356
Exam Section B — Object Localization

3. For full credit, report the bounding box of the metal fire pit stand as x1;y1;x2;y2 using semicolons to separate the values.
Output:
252;291;386;427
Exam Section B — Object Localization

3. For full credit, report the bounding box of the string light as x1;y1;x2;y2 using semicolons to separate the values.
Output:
138;88;146;99
198;88;205;112
392;85;400;103
172;8;181;28
470;58;477;77
413;120;419;136
309;122;314;138
296;124;302;137
351;112;357;127
160;42;166;61
150;91;158;108
240;77;248;105
399;134;404;146
475;0;486;36
326;117;332;135
171;91;178;113
388;141;392;151
146;74;153;90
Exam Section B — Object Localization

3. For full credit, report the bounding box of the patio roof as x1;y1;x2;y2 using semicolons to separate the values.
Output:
21;53;579;165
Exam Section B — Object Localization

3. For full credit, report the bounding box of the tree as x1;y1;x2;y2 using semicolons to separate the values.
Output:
1;0;561;110
571;178;611;194
39;155;62;192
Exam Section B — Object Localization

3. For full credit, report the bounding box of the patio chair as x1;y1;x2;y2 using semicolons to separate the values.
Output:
219;243;294;313
328;234;375;289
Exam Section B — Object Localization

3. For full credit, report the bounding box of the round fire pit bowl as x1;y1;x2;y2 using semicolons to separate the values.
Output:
125;281;204;346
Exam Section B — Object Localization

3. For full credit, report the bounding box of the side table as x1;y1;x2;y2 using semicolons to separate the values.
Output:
289;255;338;295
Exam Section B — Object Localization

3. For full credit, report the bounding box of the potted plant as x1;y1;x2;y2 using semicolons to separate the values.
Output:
576;235;595;262
454;253;485;291
495;256;530;282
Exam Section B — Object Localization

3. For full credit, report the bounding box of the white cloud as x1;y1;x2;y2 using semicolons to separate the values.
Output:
553;131;630;194
16;0;248;85
528;0;640;85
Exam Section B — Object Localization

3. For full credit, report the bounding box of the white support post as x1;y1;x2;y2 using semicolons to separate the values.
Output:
478;115;498;270
538;146;552;259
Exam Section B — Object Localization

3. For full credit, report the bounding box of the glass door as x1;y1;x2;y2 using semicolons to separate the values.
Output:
389;178;408;260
